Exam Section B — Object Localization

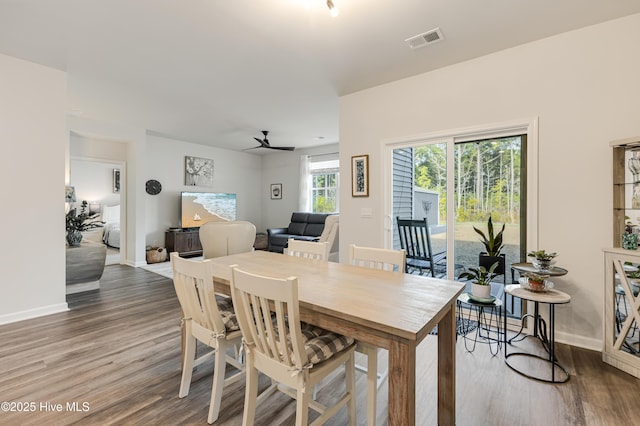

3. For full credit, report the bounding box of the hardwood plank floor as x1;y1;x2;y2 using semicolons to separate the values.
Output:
1;265;638;425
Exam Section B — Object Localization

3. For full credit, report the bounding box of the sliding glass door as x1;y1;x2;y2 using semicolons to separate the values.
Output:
390;129;530;319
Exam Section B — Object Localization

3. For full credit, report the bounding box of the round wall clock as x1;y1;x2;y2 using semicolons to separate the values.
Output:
145;179;162;195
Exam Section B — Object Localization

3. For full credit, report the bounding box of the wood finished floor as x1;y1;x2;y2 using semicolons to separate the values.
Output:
1;265;639;425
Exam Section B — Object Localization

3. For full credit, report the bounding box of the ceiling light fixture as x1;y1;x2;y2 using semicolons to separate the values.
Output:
326;0;339;17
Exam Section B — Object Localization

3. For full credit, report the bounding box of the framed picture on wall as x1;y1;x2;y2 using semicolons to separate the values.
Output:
113;169;121;193
185;156;214;186
271;183;282;200
351;154;369;197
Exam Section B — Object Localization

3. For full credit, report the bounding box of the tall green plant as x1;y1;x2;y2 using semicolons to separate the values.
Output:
473;215;505;257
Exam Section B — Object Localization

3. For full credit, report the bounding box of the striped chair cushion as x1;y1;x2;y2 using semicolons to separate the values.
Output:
300;323;355;365
215;295;240;332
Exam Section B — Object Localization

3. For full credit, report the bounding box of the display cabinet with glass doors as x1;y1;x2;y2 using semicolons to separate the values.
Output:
604;136;640;378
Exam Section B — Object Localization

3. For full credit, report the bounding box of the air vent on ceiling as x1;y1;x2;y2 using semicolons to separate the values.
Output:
405;27;444;50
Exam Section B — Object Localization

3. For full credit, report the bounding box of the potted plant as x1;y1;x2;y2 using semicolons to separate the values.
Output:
523;272;550;292
527;250;557;271
473;215;506;275
459;261;499;298
66;200;104;246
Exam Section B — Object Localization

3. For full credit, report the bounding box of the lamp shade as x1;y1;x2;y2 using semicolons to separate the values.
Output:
65;186;76;203
89;202;101;214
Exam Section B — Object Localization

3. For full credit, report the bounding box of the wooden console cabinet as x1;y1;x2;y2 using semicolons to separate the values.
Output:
165;230;202;257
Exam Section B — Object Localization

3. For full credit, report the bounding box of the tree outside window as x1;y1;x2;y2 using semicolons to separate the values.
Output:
312;172;338;213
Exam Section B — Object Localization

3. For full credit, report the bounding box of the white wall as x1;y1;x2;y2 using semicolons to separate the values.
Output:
338;14;640;349
261;143;339;230
69;158;121;209
144;134;264;245
0;53;67;323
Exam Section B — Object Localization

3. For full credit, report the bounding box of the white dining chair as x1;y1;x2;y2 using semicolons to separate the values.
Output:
284;238;330;261
348;244;406;426
171;252;245;424
229;265;356;426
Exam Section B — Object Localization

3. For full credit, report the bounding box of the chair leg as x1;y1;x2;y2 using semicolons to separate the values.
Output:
346;353;356;426
179;327;196;398
242;363;259;426
365;346;377;426
295;385;310;426
207;346;226;424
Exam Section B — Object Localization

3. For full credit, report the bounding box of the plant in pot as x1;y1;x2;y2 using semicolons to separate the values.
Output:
473;215;506;276
66;200;104;247
459;261;499;299
523;272;551;292
527;250;558;271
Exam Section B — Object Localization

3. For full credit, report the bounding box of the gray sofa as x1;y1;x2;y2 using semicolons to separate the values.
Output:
267;212;330;253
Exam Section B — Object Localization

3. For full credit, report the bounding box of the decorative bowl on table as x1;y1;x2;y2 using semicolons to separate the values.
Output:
519;276;554;292
532;258;556;271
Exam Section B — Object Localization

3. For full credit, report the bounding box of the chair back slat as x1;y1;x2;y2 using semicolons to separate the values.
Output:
348;244;405;272
171;253;226;334
285;238;330;261
230;266;308;369
397;217;434;261
396;217;447;277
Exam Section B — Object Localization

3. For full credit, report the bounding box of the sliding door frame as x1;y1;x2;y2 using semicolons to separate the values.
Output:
381;117;539;280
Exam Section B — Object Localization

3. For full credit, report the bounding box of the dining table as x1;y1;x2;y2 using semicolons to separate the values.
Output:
208;250;465;425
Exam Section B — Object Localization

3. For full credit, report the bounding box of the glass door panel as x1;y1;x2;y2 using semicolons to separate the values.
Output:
453;136;525;318
392;143;449;277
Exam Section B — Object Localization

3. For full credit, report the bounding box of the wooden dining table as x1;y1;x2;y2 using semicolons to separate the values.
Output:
208;250;464;425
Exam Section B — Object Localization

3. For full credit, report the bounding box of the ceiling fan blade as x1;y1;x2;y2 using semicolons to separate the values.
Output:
248;130;293;151
269;146;295;151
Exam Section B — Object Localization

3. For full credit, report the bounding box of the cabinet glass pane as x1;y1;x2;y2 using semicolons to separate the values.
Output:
615;261;640;357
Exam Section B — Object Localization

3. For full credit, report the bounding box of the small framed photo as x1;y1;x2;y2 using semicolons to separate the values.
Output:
351;154;369;197
113;169;121;193
271;183;282;200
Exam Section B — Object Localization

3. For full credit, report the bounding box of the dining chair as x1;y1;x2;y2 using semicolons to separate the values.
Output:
348;244;406;426
284;238;330;261
396;216;447;277
170;252;245;424
199;220;257;259
229;265;356;426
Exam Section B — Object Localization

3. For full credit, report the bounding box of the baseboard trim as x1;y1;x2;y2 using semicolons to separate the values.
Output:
66;280;100;295
0;303;69;325
556;330;601;352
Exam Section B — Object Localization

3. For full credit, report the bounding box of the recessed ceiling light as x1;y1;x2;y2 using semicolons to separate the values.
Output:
313;136;325;141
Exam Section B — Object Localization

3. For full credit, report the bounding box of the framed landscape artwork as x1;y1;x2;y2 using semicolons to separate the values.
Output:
351;154;369;197
185;156;214;187
271;183;282;200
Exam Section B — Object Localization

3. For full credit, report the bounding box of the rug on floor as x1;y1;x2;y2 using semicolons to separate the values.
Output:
139;256;203;279
429;318;478;336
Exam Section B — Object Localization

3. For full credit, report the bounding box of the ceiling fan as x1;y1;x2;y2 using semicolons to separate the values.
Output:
248;130;295;151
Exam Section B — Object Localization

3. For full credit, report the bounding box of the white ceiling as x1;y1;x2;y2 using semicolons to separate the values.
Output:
2;0;640;152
